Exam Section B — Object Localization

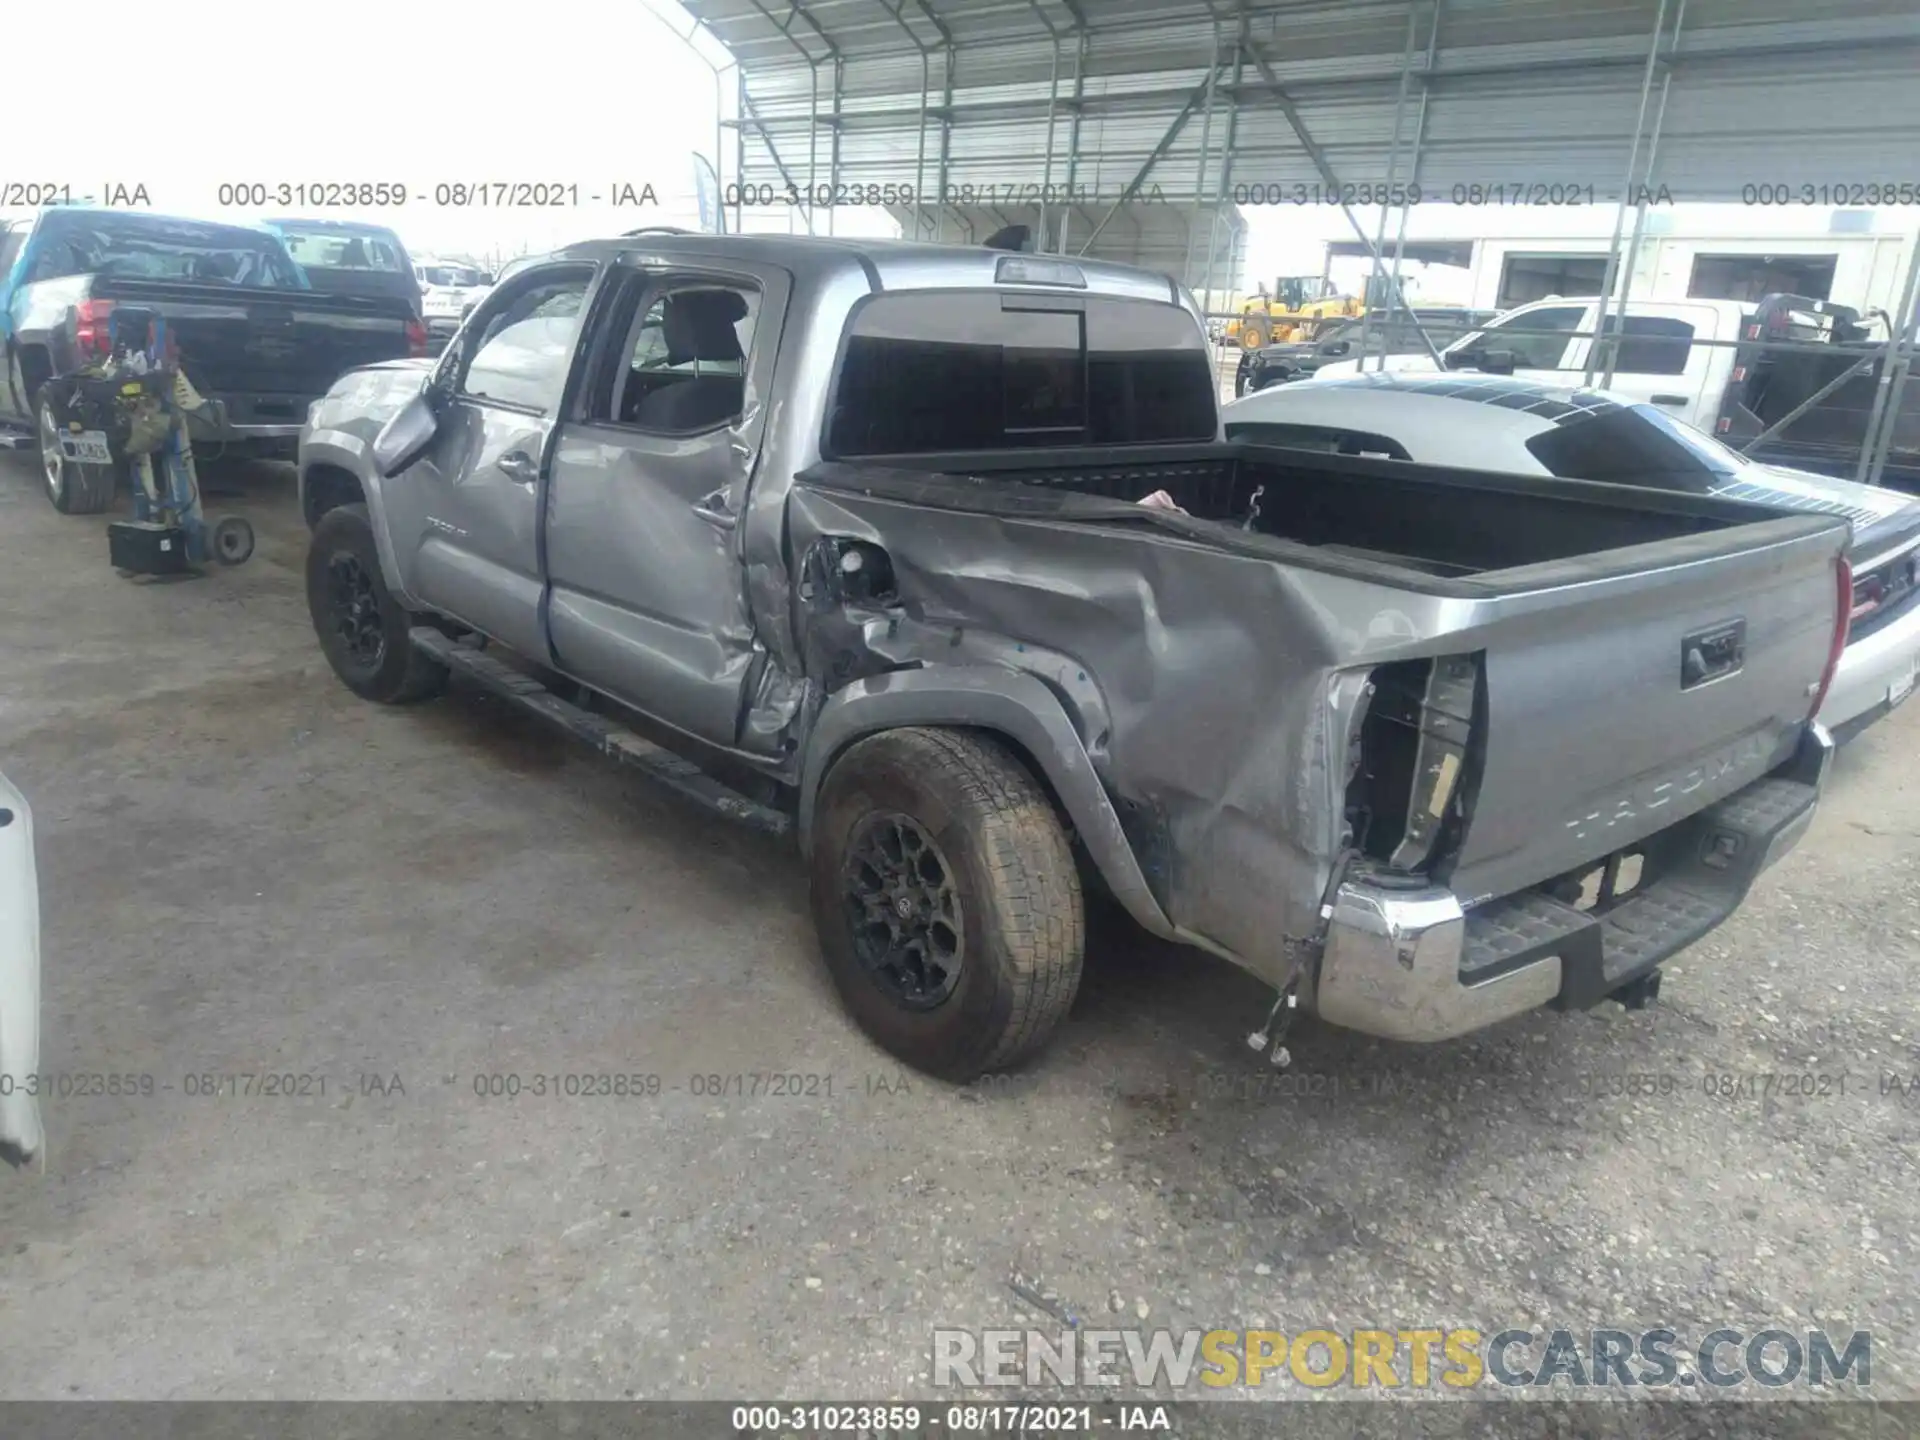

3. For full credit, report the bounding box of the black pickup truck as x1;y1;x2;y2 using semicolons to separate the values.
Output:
1;207;426;512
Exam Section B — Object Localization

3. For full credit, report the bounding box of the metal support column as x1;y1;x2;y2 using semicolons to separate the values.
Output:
1382;0;1442;372
1198;7;1251;319
876;0;938;241
741;0;839;234
1183;19;1223;287
828;55;844;236
734;70;747;233
1077;73;1219;254
1063;27;1089;199
1023;2;1065;250
1357;5;1419;364
1859;232;1920;485
1584;0;1673;386
1600;0;1686;387
1240;39;1449;366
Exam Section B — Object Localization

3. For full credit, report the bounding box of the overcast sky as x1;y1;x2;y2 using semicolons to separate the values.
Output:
8;0;1916;294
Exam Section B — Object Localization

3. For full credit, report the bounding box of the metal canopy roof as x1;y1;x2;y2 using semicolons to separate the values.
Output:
682;0;1920;291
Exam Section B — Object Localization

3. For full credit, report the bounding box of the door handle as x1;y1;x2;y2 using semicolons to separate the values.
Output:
1651;394;1689;407
497;450;538;485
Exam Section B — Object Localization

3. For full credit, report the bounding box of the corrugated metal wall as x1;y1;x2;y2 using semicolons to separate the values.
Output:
685;0;1920;287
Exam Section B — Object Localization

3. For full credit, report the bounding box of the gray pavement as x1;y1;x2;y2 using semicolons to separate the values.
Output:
0;452;1913;1402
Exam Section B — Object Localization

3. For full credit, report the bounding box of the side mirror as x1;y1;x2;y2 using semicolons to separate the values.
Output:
1442;347;1482;371
1321;339;1351;357
371;391;441;478
1479;348;1517;375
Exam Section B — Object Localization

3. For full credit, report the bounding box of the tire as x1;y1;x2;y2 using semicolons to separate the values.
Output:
810;727;1084;1081
306;503;447;704
1239;319;1269;351
211;515;255;566
38;394;121;515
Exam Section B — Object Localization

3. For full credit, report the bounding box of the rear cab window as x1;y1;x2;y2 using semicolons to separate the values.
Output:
1522;405;1727;489
1225;421;1412;460
28;213;303;289
825;290;1218;457
276;227;409;274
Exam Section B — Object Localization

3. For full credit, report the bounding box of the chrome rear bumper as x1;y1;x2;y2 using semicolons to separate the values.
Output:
1308;724;1832;1043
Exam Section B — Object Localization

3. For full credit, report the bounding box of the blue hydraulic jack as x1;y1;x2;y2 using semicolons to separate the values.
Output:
51;307;255;578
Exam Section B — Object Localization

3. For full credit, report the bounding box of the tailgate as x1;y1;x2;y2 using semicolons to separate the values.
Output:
1442;513;1847;906
91;278;414;397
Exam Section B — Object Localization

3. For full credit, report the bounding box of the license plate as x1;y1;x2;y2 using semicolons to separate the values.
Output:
60;431;112;465
1889;663;1915;709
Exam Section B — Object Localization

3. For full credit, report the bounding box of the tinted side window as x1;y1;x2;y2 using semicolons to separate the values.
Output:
1602;315;1696;375
827;292;1216;456
1476;305;1586;368
1522;407;1717;490
461;277;590;412
1227;421;1412;460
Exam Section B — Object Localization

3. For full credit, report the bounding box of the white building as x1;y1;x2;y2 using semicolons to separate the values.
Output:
1268;203;1920;322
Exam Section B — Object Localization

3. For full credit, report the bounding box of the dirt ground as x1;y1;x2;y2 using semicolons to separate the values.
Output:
0;451;1914;1404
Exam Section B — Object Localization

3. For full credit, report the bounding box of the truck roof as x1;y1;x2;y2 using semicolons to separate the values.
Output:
551;232;1189;303
30;205;280;241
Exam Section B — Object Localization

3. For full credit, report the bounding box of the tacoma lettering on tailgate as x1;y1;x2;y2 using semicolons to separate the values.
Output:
1561;729;1773;844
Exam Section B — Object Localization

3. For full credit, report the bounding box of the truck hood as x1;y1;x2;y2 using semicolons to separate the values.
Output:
0;771;42;1167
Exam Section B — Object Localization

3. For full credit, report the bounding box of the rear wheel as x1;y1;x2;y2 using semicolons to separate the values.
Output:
811;728;1084;1082
38;395;121;515
1239;318;1270;351
306;503;447;704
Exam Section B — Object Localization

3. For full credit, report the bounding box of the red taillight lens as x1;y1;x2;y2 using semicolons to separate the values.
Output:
73;298;117;357
1809;556;1852;721
405;317;428;358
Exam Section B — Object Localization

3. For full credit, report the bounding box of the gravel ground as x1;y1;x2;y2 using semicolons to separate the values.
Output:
0;452;1914;1408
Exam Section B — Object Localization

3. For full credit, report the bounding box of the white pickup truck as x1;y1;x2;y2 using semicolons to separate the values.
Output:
1313;295;1755;426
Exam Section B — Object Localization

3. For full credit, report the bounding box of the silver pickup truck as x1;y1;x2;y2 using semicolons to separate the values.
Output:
297;234;1848;1081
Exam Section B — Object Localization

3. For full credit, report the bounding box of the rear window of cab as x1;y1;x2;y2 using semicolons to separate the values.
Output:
826;290;1218;457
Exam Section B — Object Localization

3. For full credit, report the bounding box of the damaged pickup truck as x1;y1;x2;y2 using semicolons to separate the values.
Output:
297;235;1848;1081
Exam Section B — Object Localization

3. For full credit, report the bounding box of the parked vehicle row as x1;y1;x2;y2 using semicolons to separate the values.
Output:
1307;292;1920;490
1234;307;1498;395
294;232;1847;1080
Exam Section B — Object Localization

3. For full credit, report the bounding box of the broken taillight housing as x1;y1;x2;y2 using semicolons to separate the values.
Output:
73;298;117;358
1344;653;1483;875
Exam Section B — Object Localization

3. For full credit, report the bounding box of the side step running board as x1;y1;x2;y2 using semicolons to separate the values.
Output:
409;627;792;838
0;432;36;452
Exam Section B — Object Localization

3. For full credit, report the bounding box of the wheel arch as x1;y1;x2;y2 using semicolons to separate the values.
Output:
298;435;418;607
301;460;366;529
797;668;1176;942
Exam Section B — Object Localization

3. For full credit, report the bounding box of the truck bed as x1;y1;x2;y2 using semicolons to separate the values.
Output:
809;439;1823;591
